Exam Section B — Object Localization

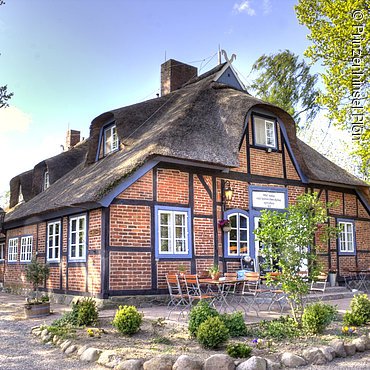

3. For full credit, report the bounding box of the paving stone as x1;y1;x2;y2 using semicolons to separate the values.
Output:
115;359;144;370
203;354;235;370
318;345;336;362
352;336;367;352
143;354;176;370
266;358;281;370
60;340;72;352
65;345;77;356
280;352;307;368
97;350;122;368
41;333;52;343
80;347;101;362
344;342;356;356
236;356;267;370
302;347;327;365
173;355;202;370
77;344;89;356
329;339;347;358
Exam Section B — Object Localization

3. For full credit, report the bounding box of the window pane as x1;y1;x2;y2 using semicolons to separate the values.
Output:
71;220;77;232
71;246;76;258
79;217;85;230
160;239;169;252
55;223;60;234
71;232;76;245
240;229;248;241
175;226;185;239
175;240;185;253
79;244;83;258
240;216;247;229
229;242;238;254
175;214;185;226
160;213;170;225
254;117;266;145
55;247;59;259
229;229;237;241
54;235;59;246
160;226;169;238
229;215;237;228
240;243;248;254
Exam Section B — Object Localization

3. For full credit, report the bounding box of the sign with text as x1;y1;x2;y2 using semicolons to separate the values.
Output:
252;191;286;209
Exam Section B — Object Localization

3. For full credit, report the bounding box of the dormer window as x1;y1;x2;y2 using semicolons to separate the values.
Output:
18;185;24;204
104;124;119;155
44;171;50;190
253;115;277;149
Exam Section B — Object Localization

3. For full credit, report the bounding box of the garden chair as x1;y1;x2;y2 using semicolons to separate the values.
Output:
342;270;359;290
234;272;268;317
165;273;189;319
265;272;287;313
308;272;328;301
183;274;216;309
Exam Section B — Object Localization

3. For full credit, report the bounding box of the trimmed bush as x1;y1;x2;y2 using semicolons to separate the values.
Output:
302;302;337;334
112;305;143;335
220;312;247;337
227;343;252;358
258;316;299;340
74;297;99;326
343;294;370;326
196;316;229;348
188;300;219;337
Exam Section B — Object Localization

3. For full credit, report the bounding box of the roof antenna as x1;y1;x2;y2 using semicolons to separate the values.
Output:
218;45;222;65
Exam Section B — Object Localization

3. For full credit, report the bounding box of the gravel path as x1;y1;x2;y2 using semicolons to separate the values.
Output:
0;298;105;370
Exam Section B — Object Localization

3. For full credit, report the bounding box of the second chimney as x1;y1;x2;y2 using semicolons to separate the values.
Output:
161;59;197;96
65;129;80;150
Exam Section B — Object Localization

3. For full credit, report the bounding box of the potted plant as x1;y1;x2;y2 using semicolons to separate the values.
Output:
328;269;337;287
177;264;186;277
24;257;51;318
218;219;231;233
208;264;221;280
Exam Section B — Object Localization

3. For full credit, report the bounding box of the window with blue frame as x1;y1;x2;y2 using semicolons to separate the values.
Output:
225;210;249;257
338;220;356;254
253;115;277;149
155;206;191;258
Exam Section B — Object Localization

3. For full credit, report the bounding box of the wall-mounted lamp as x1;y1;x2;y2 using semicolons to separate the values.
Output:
266;147;272;153
224;180;234;202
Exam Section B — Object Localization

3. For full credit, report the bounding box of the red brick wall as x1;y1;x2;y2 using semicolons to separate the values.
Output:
110;205;151;247
234;136;248;173
157;169;189;204
109;251;151;290
250;149;284;178
117;171;153;200
194;175;213;215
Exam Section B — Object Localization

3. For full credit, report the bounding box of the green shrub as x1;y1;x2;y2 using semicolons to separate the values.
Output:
112;305;143;335
188;300;219;337
74;298;99;326
226;343;252;358
196;316;229;348
258;316;299;340
302;303;337;334
343;294;370;326
220;312;247;337
51;310;78;327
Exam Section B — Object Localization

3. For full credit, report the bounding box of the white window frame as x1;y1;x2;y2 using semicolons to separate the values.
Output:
338;221;355;253
47;221;61;262
0;242;4;261
227;212;249;256
158;210;189;255
20;236;33;262
253;115;277;148
8;238;18;262
44;171;50;190
69;215;87;261
104;124;119;155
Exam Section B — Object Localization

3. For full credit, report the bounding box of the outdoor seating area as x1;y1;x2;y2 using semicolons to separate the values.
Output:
165;268;344;320
342;268;370;293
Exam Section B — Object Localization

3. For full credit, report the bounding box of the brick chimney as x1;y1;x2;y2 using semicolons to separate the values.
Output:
65;129;80;150
161;59;197;96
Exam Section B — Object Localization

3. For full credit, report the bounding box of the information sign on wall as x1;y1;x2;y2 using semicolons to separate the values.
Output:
252;191;286;209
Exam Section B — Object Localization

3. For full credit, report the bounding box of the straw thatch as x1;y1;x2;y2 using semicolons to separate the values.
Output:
5;63;368;223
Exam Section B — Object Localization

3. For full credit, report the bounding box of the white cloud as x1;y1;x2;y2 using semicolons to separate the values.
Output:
233;1;256;16
262;0;272;15
0;106;32;133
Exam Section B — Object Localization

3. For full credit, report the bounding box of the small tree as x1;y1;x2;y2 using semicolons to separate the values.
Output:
25;257;50;301
254;192;339;325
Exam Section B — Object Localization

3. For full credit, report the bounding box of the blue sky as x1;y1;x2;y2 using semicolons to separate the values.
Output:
0;0;313;200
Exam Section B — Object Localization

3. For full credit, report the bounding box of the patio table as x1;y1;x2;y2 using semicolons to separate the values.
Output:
348;269;370;292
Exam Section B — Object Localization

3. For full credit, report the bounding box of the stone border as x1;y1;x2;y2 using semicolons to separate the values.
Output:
31;327;370;370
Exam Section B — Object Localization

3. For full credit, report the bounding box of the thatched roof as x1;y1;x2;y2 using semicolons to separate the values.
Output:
5;63;369;223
